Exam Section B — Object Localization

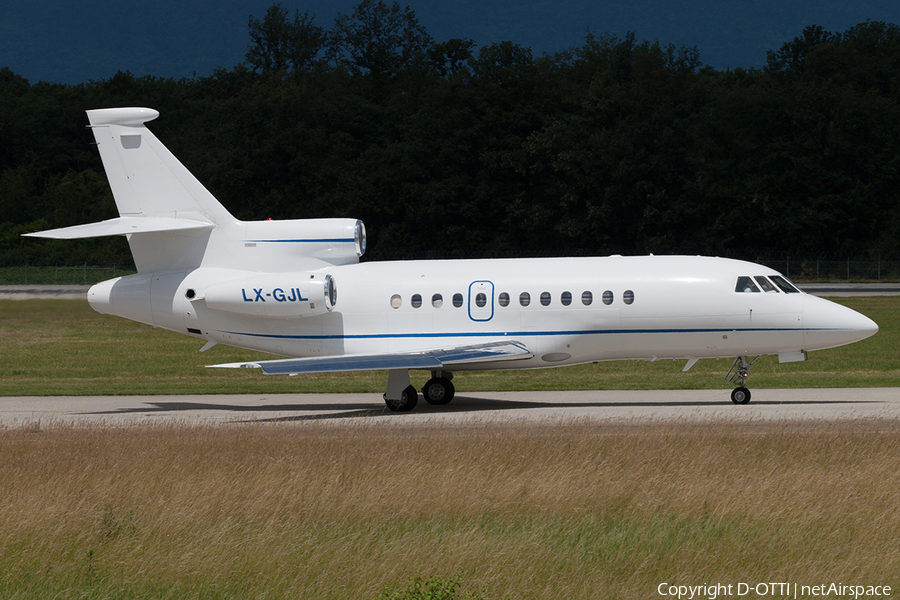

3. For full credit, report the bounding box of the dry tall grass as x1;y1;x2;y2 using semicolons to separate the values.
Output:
1;419;898;599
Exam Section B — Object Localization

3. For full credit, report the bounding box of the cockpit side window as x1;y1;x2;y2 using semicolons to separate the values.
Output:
735;276;760;293
770;275;801;293
754;276;779;293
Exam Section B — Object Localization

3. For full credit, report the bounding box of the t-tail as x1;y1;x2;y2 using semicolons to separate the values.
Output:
26;107;365;273
25;107;365;330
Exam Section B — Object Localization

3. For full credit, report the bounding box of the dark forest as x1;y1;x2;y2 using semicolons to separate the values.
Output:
3;2;900;268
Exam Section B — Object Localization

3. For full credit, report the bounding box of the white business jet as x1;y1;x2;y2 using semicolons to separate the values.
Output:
26;108;878;410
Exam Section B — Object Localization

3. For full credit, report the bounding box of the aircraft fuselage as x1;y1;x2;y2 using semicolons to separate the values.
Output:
88;254;875;370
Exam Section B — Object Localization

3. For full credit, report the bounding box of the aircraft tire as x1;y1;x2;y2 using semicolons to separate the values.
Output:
423;377;455;405
384;385;419;412
731;387;751;404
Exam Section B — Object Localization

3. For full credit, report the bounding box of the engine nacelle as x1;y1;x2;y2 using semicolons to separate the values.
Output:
203;272;336;318
241;219;366;267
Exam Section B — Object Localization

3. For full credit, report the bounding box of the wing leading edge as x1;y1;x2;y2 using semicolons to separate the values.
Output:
209;340;533;375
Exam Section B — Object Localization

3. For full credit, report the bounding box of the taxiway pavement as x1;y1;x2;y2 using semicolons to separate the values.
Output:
1;388;898;427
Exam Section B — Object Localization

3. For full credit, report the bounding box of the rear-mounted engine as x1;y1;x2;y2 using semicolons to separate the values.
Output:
203;272;336;318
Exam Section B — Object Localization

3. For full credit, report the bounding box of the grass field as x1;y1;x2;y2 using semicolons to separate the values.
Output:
1;297;898;396
1;420;898;599
1;298;898;599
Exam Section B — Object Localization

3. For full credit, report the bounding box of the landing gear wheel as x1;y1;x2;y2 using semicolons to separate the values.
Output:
384;385;419;412
422;378;455;405
731;387;751;404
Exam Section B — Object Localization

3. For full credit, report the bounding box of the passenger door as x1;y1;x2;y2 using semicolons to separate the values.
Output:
468;280;494;322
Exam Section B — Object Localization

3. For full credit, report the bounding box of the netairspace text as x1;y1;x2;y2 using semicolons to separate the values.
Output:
658;582;892;600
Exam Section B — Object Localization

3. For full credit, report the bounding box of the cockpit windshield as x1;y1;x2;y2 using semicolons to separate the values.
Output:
735;276;759;293
735;274;802;294
754;276;778;293
770;275;800;293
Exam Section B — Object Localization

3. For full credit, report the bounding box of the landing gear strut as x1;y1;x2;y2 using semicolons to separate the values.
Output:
383;369;418;412
725;356;759;404
384;385;418;412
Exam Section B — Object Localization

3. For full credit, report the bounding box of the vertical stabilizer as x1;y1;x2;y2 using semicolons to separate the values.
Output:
28;108;364;274
87;108;235;226
83;108;238;272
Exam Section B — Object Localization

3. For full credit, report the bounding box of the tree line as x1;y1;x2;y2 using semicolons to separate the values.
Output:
3;1;900;268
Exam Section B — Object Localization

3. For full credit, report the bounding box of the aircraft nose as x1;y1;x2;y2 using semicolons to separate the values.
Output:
802;295;878;351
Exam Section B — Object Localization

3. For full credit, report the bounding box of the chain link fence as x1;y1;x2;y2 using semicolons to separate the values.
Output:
732;252;900;282
0;263;135;285
2;252;899;285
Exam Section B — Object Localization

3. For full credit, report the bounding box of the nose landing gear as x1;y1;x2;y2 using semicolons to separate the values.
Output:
730;386;751;404
725;356;759;404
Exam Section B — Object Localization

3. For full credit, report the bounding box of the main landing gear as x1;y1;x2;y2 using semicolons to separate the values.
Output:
384;385;419;412
383;370;455;412
725;355;759;404
422;373;455;405
383;369;418;412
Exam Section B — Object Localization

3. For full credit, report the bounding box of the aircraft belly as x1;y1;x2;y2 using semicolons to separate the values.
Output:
209;324;260;351
615;309;803;359
198;310;339;357
741;310;804;354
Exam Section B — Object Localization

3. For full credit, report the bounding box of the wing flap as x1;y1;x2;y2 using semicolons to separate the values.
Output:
433;341;532;365
23;216;214;240
209;340;533;375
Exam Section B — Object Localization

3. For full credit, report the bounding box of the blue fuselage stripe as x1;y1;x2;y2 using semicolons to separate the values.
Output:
217;327;834;342
245;238;355;243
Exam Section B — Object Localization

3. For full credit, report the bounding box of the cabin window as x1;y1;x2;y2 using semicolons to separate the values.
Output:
432;293;443;308
561;291;572;306
540;291;551;306
499;292;510;307
411;294;422;308
390;294;402;308
602;290;614;305
754;276;778;293
770;275;800;293
623;290;634;305
475;293;487;308
735;276;760;293
452;293;464;308
519;292;531;307
582;291;593;306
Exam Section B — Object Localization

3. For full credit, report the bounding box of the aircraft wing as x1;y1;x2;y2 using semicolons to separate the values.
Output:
209;340;533;375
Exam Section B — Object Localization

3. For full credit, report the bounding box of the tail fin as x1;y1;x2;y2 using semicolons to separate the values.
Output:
26;108;364;274
25;108;236;272
85;108;234;225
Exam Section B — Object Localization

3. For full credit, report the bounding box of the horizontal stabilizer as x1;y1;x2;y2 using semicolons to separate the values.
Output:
209;341;534;375
24;217;214;240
